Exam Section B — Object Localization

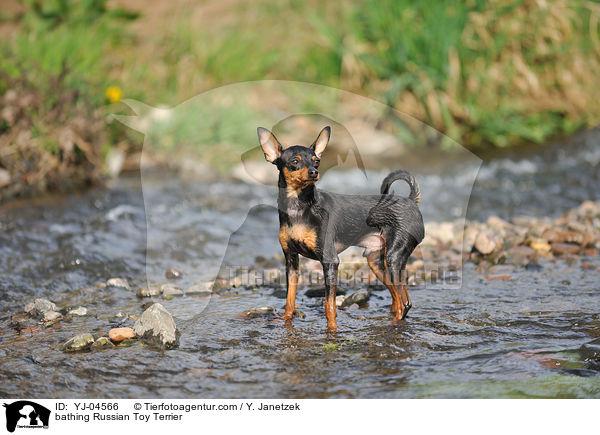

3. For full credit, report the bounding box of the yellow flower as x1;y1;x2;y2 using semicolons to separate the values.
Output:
105;86;122;104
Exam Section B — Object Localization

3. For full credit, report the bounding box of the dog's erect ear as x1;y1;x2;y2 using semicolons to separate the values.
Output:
311;126;330;157
257;127;282;163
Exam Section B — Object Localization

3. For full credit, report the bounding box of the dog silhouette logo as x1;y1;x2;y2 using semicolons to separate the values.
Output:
3;401;50;432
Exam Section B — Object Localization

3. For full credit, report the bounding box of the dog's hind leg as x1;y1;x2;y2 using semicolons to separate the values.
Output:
381;231;416;322
366;251;402;314
386;249;412;322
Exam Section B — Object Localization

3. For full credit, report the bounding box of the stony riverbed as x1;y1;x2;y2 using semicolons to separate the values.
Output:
0;132;599;398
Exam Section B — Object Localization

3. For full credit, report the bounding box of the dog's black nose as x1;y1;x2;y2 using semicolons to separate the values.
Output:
308;168;319;178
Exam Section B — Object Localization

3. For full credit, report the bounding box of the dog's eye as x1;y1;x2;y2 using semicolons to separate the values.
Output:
290;159;299;165
314;159;320;167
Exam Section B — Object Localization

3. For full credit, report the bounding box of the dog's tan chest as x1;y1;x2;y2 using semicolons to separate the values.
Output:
279;224;318;252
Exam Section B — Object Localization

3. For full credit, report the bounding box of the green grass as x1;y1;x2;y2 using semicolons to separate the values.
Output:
2;0;600;189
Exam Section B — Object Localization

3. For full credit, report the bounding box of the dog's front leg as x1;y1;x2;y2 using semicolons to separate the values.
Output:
322;262;339;331
282;251;299;321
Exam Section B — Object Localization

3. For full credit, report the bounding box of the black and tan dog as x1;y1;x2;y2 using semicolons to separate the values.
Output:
258;126;424;331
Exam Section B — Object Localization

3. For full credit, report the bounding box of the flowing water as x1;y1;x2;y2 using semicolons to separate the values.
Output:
0;131;599;398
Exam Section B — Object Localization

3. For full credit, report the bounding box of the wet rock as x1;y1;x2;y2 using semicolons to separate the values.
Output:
525;262;543;271
106;278;131;291
424;221;455;245
578;201;600;219
486;216;513;236
165;267;183;280
293;309;306;319
91;337;114;349
161;284;183;297
542;228;585;245
24;298;57;319
529;239;551;253
474;231;502;255
579;338;600;362
485;274;512;281
505;245;535;266
43;311;62;322
341;289;369;307
566;220;589;234
133;303;180;349
486;265;515;275
60;333;95;352
136;284;162;298
67;306;88;316
117;338;136;347
109;311;132;327
305;287;347;298
236;306;277;319
511;215;537;228
551;242;580;256
108;327;135;343
462;224;480;253
186;283;213;295
271;288;288;299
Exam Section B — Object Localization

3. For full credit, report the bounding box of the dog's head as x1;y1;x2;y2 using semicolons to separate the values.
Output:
257;126;330;196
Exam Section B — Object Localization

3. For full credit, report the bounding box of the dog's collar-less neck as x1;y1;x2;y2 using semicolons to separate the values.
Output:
277;173;317;209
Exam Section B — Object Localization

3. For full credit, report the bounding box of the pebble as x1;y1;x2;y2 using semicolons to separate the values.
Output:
236;306;277;319
271;288;288;299
530;240;551;253
161;284;183;297
91;337;115;349
165;267;183;280
293;309;306;319
108;327;135;342
551;243;580;256
542;228;584;245
305;287;347;298
504;246;535;265
24;298;57;318
579;338;600;362
485;274;512;281
525;262;543;271
133;303;180;349
68;306;88;316
106;278;131;291
43;311;62;321
136;284;162;298
60;333;95;352
341;289;369;307
186;283;213;295
474;231;502;255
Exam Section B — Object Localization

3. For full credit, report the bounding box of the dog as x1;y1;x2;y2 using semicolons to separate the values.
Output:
257;126;424;331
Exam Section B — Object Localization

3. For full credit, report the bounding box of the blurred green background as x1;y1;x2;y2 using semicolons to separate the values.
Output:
1;0;600;199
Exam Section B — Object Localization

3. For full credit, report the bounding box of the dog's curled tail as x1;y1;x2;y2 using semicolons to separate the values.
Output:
380;169;421;204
